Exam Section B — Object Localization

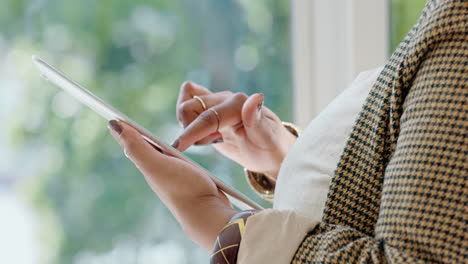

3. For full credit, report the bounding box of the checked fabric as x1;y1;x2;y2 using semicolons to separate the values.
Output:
291;0;467;263
211;211;257;264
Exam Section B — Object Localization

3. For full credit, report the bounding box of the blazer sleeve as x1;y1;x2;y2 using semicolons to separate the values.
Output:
290;4;467;263
238;1;467;263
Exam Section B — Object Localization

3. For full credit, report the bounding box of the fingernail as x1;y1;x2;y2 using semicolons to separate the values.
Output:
257;94;264;112
171;139;180;149
211;138;224;144
257;95;264;119
108;120;123;135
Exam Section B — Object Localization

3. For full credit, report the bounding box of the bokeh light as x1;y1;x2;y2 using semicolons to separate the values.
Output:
0;1;291;263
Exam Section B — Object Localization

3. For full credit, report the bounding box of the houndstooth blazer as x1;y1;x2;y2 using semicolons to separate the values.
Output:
291;0;467;263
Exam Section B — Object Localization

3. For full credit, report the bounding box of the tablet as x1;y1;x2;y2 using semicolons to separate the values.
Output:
32;55;263;210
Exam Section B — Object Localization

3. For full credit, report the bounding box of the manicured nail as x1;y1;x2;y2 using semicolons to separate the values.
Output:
211;138;224;144
171;139;180;149
257;94;264;111
257;103;263;112
257;95;264;119
108;120;123;135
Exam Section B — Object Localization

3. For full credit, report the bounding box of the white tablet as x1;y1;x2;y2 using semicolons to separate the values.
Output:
32;55;262;210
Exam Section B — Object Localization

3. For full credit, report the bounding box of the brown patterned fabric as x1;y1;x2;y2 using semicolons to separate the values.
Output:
291;0;467;263
211;210;257;264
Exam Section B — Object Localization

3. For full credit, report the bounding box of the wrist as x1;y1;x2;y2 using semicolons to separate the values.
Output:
267;125;298;179
211;210;259;263
170;194;237;251
245;122;301;201
253;122;300;180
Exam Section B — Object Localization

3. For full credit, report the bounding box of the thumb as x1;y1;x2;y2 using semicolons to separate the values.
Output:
241;93;274;141
241;93;264;127
108;120;168;172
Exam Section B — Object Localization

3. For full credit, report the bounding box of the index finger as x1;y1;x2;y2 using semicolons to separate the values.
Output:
173;93;247;151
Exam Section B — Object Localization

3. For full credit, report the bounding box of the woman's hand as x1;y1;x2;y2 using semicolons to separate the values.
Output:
108;120;237;251
173;82;297;181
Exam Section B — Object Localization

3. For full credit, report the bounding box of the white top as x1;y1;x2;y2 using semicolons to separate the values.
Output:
273;66;383;220
238;67;384;264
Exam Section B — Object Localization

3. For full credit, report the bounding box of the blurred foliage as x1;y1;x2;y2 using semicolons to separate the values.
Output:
390;0;427;52
1;0;290;263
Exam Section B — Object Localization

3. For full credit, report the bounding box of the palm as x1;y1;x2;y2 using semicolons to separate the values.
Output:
174;83;296;179
213;120;281;174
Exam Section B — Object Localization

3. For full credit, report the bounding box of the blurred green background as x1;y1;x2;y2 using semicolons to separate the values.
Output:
390;0;427;51
0;0;425;263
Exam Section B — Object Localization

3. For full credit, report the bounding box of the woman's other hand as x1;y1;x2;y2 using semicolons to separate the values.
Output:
173;81;297;181
108;120;237;251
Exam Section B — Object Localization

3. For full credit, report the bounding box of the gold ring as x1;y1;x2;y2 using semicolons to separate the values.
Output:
193;95;207;111
208;108;220;132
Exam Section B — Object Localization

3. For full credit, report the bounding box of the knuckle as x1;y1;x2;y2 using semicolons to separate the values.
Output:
233;92;248;102
220;90;233;95
178;102;191;116
199;110;216;125
177;102;195;126
181;81;193;93
219;91;233;98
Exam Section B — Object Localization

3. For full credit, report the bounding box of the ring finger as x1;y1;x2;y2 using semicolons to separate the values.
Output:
174;93;247;151
177;91;232;128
